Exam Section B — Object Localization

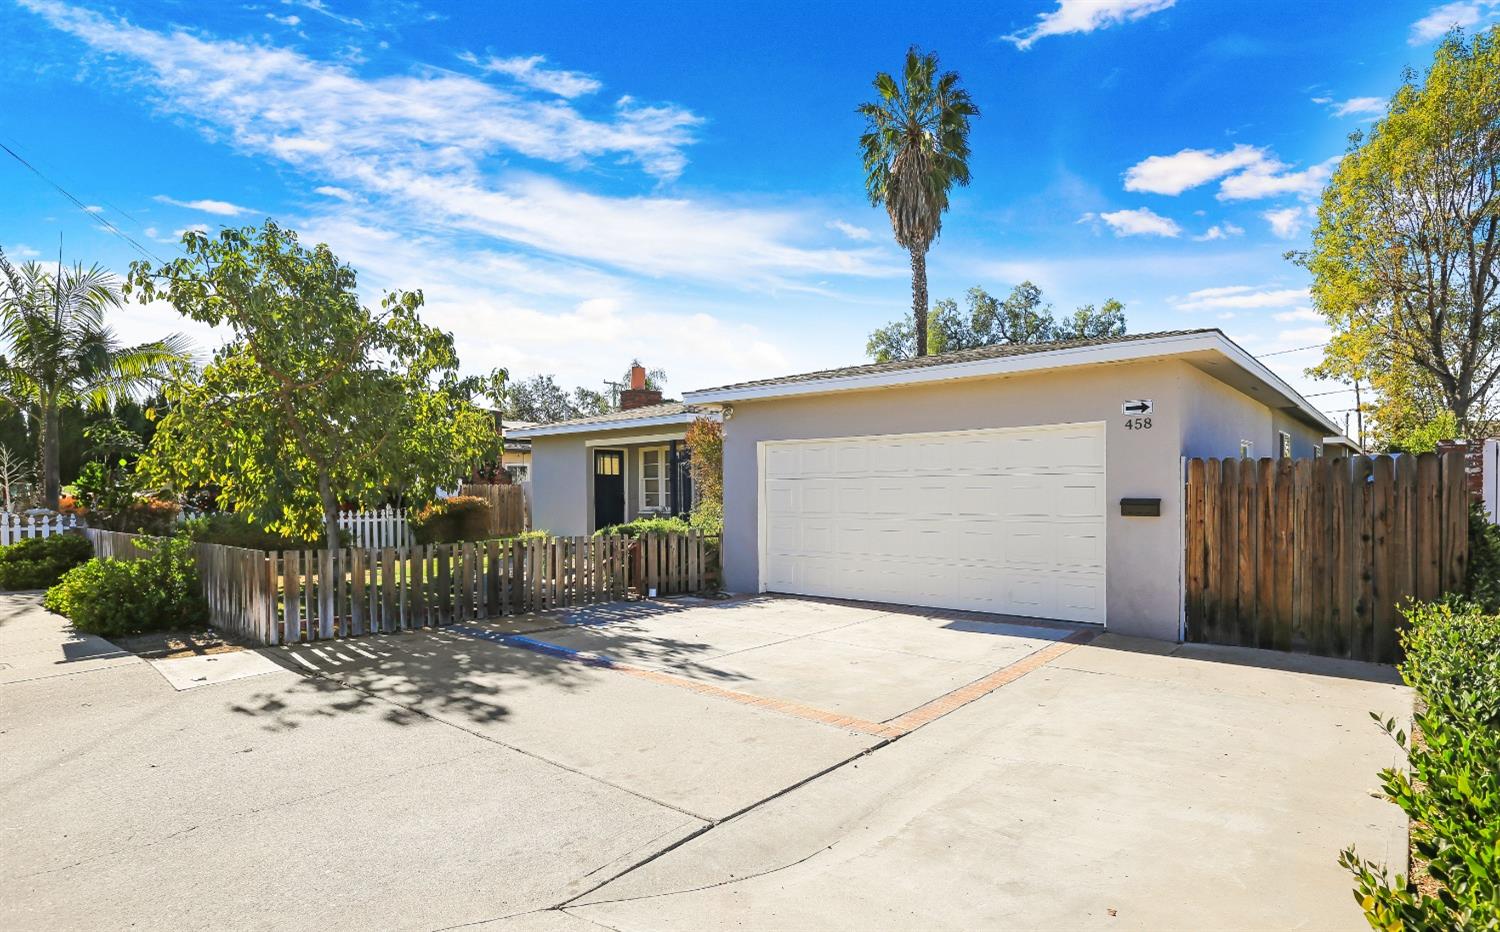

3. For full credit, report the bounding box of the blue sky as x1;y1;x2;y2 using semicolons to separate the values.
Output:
2;0;1492;430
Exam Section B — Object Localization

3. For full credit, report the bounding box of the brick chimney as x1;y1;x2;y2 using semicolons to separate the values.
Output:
619;362;663;410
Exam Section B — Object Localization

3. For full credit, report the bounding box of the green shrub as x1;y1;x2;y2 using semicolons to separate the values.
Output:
44;537;208;637
689;499;723;536
411;496;491;544
1340;600;1499;929
182;513;323;550
593;515;692;538
1468;505;1500;613
0;534;94;590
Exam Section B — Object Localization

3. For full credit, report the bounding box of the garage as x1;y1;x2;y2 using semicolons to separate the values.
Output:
759;422;1107;624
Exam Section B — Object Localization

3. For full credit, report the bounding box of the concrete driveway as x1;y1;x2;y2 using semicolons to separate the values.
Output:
0;592;1408;931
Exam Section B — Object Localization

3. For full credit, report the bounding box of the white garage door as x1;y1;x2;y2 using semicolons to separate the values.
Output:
760;422;1106;624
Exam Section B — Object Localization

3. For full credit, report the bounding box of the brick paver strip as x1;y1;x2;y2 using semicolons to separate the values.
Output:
457;622;1097;740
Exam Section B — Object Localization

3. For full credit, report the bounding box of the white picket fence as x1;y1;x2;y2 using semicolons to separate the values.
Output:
338;505;412;550
1;512;81;546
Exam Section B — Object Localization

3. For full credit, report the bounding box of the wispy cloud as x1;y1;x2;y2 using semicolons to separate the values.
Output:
282;0;365;30
1082;207;1182;237
1193;222;1244;241
1004;0;1175;50
826;219;874;242
1326;96;1385;117
154;195;253;216
1174;285;1306;311
1409;1;1499;44
1274;307;1322;322
460;52;602;98
1261;205;1310;239
17;0;891;294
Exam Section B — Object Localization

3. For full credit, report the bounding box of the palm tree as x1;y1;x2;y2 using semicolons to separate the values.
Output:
0;249;192;508
858;47;979;357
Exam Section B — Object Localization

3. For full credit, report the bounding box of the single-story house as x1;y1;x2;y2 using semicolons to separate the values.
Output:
499;421;534;482
674;328;1349;643
509;366;716;532
512;331;1352;643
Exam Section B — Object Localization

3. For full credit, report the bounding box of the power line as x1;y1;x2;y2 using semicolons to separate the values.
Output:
0;138;168;267
1257;341;1328;358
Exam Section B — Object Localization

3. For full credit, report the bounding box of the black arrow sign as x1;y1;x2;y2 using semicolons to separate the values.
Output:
1123;401;1151;415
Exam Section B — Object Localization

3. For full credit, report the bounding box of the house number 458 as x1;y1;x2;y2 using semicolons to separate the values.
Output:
1124;417;1152;430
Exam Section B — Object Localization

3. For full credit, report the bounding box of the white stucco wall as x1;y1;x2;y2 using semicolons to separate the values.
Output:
718;358;1327;642
526;431;691;536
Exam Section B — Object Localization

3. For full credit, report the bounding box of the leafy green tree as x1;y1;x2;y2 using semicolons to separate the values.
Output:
0;250;190;507
126;222;502;549
1295;27;1500;436
866;283;1126;362
858;47;979;357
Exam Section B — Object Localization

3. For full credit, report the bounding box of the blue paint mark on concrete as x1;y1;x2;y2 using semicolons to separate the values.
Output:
449;624;618;668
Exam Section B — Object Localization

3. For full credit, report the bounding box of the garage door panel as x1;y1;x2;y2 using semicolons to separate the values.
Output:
761;423;1106;625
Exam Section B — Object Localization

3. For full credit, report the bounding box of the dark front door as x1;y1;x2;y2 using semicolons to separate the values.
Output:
593;450;625;529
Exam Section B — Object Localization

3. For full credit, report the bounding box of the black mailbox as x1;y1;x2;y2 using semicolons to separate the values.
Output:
1120;498;1161;517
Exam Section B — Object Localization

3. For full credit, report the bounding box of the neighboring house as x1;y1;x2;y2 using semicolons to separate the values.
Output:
680;328;1349;643
509;365;714;532
500;420;534;482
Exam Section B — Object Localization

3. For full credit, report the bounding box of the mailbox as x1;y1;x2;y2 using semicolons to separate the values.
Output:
1120;498;1161;517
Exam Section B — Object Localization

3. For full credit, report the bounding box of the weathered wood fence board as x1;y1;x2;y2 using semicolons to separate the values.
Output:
1185;452;1470;663
458;483;528;538
84;529;718;647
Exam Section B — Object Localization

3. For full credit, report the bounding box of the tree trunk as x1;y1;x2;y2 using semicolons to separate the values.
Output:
318;469;341;552
41;401;60;509
910;246;929;357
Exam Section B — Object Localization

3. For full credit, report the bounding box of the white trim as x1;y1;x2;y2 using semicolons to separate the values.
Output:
584;431;687;448
685;331;1341;436
638;445;670;513
508;411;703;439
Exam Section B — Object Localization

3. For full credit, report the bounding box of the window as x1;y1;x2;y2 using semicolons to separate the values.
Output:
1239;440;1255;459
1278;431;1293;459
639;446;671;511
1313;445;1324;459
596;455;620;476
505;463;529;481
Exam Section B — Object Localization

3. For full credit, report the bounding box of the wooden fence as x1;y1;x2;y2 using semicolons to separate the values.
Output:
458;483;528;537
2;511;80;546
1184;452;1472;664
85;529;714;647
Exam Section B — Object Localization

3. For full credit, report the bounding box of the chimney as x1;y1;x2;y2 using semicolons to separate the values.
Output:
619;362;663;410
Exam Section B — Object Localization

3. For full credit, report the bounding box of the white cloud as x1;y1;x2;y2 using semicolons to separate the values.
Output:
172;224;210;238
154;195;253;216
313;185;355;201
1174;285;1307;311
1410;1;1499;44
1091;207;1181;237
1123;144;1265;195
1329;96;1385;117
266;13;301;26
1005;0;1175;50
1123;144;1338;201
1274;307;1323;322
460;52;602;98
282;0;364;30
1262;206;1307;239
1219;156;1338;201
826;219;874;242
18;0;892;290
1193;222;1244;242
3;243;42;258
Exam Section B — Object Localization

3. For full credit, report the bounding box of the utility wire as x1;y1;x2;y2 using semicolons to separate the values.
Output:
0;138;168;267
1257;341;1328;358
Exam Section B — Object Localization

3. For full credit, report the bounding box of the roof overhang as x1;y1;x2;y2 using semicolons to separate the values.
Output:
684;331;1343;436
507;410;707;439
